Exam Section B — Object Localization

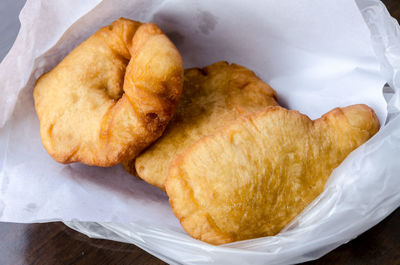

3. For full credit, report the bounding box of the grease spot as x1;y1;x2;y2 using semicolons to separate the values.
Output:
1;175;9;194
157;14;180;25
166;31;185;46
0;200;5;217
198;11;218;35
25;203;37;212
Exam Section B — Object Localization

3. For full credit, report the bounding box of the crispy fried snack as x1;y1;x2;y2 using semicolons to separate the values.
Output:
33;18;183;166
166;105;379;245
124;61;278;189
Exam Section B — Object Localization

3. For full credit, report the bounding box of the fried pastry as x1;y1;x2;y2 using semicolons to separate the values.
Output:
166;105;379;245
34;18;183;166
124;61;278;189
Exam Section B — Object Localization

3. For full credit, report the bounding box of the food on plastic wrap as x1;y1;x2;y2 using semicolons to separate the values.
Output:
166;105;379;244
125;61;278;190
33;18;183;166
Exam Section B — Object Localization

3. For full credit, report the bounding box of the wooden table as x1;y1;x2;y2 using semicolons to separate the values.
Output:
1;0;399;264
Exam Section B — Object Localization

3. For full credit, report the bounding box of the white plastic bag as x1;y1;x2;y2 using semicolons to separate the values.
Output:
67;1;400;264
0;0;399;264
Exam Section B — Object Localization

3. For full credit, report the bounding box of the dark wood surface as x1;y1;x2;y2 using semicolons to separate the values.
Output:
0;208;399;265
1;0;399;264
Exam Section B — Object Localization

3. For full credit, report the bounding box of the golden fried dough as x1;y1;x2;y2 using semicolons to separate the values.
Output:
33;18;183;166
166;105;379;245
124;61;278;189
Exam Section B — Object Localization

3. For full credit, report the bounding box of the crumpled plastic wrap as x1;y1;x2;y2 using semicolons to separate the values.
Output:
0;0;399;264
67;1;400;264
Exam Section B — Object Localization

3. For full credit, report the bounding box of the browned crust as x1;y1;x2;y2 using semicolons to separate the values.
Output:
166;107;286;244
165;105;380;245
129;61;278;190
33;18;184;167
